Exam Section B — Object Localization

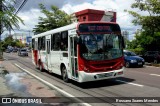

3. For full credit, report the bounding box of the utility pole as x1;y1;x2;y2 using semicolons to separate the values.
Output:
0;0;3;60
0;0;2;41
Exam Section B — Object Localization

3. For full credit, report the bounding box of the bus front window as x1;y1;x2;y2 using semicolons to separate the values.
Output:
79;34;123;60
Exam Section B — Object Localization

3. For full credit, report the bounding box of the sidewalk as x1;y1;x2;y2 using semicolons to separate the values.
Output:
0;59;81;106
0;60;60;97
0;59;70;104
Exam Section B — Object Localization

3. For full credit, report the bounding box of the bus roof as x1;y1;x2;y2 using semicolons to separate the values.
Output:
32;21;118;39
32;23;78;38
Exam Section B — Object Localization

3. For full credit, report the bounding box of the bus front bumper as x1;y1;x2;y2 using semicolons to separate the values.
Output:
78;67;124;82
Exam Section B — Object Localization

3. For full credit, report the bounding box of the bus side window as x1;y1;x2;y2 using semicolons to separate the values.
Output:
53;33;60;50
51;34;55;51
60;31;68;51
38;37;41;50
32;39;35;50
41;36;45;50
74;37;77;56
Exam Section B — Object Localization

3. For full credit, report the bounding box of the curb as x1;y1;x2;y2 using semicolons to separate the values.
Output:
145;63;160;67
14;63;92;106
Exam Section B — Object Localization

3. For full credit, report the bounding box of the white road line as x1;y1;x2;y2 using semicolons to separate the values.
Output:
150;74;160;77
115;80;144;87
15;63;92;106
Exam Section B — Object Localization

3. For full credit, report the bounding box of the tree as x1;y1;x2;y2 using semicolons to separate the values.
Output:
33;4;71;34
1;36;25;49
0;0;24;36
0;0;24;59
125;0;160;52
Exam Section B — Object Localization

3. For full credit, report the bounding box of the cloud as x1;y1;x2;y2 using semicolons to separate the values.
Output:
19;0;67;12
62;0;139;31
16;0;142;40
17;9;45;31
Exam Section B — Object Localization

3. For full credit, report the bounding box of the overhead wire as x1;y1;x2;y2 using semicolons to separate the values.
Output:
15;0;28;14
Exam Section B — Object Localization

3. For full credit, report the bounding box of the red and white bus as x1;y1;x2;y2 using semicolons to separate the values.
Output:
32;21;125;82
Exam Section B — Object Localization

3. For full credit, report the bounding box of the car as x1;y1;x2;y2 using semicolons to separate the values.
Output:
142;51;160;64
5;49;11;53
18;49;28;56
12;48;18;52
124;50;145;68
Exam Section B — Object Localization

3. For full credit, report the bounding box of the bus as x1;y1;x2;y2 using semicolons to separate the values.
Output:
32;21;125;83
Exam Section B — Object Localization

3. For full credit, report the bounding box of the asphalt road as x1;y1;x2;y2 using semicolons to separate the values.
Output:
3;52;160;106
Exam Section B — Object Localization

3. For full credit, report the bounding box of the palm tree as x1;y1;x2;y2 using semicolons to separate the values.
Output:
0;0;24;59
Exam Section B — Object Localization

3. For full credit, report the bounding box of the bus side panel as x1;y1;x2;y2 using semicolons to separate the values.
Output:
50;51;62;75
61;52;70;79
39;51;47;70
33;50;38;66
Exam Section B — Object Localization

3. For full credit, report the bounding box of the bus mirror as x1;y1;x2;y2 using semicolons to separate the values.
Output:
122;36;125;48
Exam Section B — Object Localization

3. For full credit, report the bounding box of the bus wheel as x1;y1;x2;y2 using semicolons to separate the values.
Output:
38;61;43;72
39;64;43;72
62;67;69;82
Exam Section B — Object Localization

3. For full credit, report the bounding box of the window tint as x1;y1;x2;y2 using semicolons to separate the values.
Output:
38;37;41;50
51;34;55;51
60;31;68;51
21;49;27;52
32;39;35;49
51;31;68;51
124;51;136;56
41;36;45;50
53;33;60;50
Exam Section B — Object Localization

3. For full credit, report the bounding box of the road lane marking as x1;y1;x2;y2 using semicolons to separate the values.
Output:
150;74;160;77
115;80;144;87
14;63;91;106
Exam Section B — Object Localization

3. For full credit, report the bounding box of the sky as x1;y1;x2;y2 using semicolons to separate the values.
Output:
3;0;143;40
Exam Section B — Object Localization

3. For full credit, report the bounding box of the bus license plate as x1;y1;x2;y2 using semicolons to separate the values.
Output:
98;72;113;78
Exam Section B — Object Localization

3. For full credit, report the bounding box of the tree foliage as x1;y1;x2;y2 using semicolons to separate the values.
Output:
33;4;71;34
1;36;25;50
126;0;160;52
0;0;24;35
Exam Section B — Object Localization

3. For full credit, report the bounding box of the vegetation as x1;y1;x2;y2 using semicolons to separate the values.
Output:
125;0;160;54
33;4;71;34
0;0;24;36
0;0;24;59
0;36;25;51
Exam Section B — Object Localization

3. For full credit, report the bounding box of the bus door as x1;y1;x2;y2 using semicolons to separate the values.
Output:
46;39;51;69
69;35;78;79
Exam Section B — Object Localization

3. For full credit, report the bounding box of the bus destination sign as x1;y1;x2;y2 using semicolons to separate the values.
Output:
88;26;111;31
78;23;120;33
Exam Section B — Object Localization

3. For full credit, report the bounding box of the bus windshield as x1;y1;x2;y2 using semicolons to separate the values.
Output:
79;34;123;61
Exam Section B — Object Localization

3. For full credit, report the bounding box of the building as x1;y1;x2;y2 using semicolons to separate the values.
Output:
12;33;32;44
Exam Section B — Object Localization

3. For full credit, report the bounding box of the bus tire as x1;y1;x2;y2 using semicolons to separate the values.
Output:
36;63;39;69
38;60;43;72
62;66;69;82
39;63;43;72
